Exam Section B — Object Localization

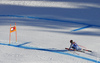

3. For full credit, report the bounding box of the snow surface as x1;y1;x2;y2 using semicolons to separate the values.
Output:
0;0;100;63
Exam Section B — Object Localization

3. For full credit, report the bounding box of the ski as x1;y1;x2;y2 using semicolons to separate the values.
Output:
65;48;79;55
65;48;92;53
83;49;92;52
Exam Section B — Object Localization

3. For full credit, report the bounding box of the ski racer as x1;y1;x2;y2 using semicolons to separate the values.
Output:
68;40;81;51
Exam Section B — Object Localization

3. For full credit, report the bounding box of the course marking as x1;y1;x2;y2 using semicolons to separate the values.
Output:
0;15;100;31
71;25;93;31
0;42;100;63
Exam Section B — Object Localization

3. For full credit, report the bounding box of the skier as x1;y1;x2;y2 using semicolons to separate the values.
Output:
65;40;92;52
68;40;81;51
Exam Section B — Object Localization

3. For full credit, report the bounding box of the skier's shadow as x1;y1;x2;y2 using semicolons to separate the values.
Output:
16;42;68;52
32;48;68;52
0;42;68;52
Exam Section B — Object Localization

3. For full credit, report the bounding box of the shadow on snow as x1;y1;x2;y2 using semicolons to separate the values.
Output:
0;2;100;36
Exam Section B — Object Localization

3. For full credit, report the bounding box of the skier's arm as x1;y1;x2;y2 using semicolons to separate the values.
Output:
69;44;72;50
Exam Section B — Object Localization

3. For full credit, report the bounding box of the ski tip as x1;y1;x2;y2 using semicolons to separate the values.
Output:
89;50;92;52
87;50;92;52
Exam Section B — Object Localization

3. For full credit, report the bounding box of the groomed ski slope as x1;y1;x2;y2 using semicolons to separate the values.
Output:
0;0;100;63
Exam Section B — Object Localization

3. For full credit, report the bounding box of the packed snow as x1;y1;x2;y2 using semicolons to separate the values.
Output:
0;0;100;63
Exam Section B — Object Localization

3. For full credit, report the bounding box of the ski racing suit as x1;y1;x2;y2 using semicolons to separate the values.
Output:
69;42;81;51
